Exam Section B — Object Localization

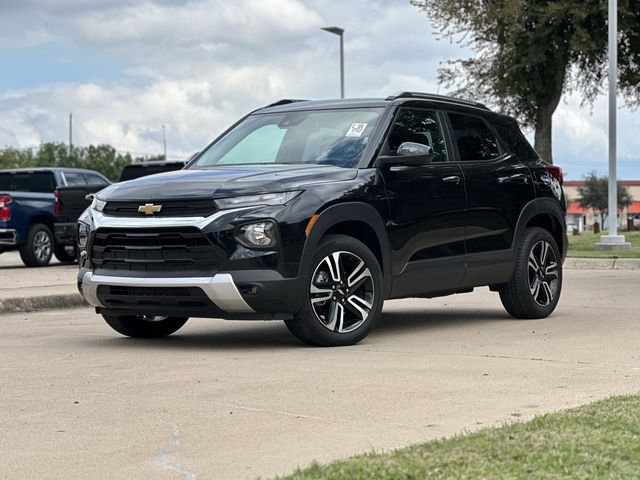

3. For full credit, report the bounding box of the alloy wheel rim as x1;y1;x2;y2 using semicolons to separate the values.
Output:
33;230;52;261
527;240;559;307
309;250;375;333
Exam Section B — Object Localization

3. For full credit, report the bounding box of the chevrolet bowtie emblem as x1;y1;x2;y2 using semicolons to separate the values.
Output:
138;203;162;215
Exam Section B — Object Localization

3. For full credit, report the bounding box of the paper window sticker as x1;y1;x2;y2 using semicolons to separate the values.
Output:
345;123;368;137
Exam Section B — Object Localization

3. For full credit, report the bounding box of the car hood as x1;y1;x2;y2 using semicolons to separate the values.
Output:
99;164;358;201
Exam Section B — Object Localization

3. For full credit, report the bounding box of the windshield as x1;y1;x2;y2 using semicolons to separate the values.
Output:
191;108;384;169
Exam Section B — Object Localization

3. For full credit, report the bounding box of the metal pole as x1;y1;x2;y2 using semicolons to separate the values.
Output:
339;32;344;99
69;113;72;159
162;124;167;160
607;0;617;237
597;0;629;249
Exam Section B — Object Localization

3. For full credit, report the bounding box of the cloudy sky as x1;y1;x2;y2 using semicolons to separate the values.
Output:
0;0;638;179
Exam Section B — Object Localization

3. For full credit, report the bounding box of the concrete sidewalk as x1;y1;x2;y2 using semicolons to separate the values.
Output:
2;269;639;479
0;252;86;313
1;250;639;314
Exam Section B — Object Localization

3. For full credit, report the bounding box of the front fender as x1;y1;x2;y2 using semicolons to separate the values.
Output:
300;202;393;298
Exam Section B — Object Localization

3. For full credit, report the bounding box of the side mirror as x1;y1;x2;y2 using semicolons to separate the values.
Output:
377;142;434;167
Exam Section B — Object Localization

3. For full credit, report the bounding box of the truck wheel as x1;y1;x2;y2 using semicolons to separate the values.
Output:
54;244;77;264
102;314;188;338
20;223;54;267
499;227;562;319
285;234;384;346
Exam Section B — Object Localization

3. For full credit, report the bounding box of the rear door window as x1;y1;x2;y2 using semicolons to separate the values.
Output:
448;113;500;162
83;173;109;186
0;172;56;193
63;171;86;186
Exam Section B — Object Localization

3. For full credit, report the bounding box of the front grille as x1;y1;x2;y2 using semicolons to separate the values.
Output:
91;227;222;273
102;198;217;217
97;285;213;308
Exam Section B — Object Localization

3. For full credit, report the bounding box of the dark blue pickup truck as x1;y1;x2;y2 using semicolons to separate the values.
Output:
0;167;110;266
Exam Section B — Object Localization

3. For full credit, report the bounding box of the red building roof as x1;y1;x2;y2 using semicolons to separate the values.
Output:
567;201;590;215
628;201;640;214
564;180;640;187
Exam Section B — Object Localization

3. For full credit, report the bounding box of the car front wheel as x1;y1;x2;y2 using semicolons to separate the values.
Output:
285;234;384;346
102;314;188;338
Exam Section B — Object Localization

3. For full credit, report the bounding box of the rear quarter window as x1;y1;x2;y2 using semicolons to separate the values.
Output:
493;120;539;163
0;172;56;193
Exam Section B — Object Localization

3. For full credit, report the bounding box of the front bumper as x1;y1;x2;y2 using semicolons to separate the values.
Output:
78;269;304;320
0;228;17;246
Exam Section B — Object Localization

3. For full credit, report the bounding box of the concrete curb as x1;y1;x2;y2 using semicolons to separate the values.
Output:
0;293;88;315
564;257;640;270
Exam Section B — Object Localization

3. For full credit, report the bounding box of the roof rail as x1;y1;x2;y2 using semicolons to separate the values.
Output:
264;99;309;108
385;91;488;110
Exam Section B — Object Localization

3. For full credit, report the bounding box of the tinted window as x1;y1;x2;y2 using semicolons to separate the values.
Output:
84;173;109;186
493;121;539;162
0;172;56;193
386;109;448;163
64;172;86;186
192;108;384;169
449;113;499;161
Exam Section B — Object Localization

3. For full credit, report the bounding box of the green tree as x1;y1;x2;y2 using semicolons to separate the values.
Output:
577;171;633;228
411;0;640;163
0;143;169;182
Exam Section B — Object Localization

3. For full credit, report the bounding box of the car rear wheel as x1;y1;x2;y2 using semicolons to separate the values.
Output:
102;314;188;338
499;227;562;319
285;234;384;346
54;244;77;264
20;223;53;267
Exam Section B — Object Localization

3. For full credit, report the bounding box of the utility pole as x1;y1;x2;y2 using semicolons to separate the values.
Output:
68;113;73;159
597;0;630;250
162;124;167;160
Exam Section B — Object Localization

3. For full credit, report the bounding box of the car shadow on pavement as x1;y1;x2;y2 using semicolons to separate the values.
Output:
374;308;513;334
81;307;514;351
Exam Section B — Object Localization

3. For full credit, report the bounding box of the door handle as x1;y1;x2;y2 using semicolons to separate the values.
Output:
442;176;461;184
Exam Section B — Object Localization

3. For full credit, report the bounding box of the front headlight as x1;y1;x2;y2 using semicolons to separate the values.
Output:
238;221;277;248
90;197;106;213
215;191;301;210
78;222;89;248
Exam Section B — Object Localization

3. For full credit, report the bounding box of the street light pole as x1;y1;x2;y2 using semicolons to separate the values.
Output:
597;0;630;250
161;124;167;160
321;26;345;98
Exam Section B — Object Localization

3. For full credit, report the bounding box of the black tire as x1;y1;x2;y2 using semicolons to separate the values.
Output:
19;223;53;267
499;227;562;319
54;244;77;264
102;314;188;338
285;234;384;346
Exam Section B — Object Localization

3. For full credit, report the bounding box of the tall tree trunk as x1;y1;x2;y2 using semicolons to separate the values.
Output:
534;106;554;164
533;54;567;164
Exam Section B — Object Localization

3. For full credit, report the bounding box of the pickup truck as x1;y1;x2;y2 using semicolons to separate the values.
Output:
0;167;110;266
118;160;188;182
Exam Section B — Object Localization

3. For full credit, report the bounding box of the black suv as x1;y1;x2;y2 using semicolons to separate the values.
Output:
77;92;567;346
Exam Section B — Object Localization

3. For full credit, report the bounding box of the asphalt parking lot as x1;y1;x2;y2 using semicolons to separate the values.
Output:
2;269;639;479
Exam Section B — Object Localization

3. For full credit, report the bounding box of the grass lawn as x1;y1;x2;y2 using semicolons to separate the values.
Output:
275;395;640;480
567;231;640;258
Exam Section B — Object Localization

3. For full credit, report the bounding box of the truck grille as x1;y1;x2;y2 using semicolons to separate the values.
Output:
102;198;217;217
91;227;222;273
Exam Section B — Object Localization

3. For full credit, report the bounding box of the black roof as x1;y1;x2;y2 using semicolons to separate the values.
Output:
256;91;491;114
0;167;106;175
